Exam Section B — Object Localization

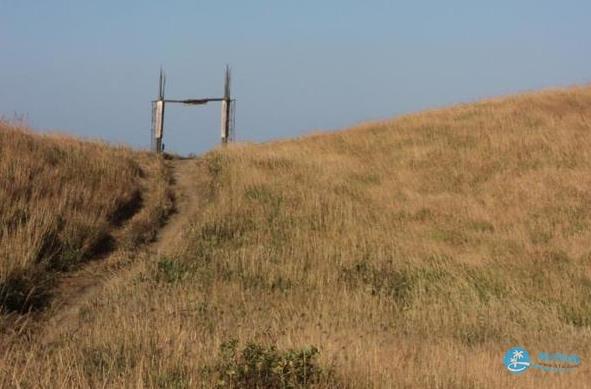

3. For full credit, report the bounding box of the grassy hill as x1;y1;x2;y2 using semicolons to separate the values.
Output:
0;122;173;313
3;86;591;387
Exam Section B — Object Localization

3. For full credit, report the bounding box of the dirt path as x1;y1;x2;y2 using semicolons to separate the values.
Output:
39;158;208;345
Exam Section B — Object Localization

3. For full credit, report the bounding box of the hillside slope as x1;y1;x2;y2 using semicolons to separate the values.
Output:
0;123;173;314
4;86;591;387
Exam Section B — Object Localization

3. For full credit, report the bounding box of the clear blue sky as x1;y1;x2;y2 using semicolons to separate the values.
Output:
1;1;590;155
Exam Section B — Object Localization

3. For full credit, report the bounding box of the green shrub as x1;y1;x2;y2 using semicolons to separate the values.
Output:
340;260;450;306
215;339;323;388
155;259;190;284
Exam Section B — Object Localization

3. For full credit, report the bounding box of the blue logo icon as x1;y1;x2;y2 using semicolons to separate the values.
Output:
503;347;531;374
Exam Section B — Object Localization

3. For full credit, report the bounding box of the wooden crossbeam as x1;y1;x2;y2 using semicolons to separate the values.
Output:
162;98;225;105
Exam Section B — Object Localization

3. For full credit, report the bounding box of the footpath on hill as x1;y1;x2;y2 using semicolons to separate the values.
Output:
40;158;206;344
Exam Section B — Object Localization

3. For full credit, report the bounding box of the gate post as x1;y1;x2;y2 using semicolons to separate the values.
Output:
221;65;231;145
152;69;166;153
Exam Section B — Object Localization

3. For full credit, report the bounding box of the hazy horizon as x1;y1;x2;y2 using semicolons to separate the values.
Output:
1;1;590;155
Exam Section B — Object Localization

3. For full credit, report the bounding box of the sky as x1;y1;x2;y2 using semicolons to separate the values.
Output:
1;1;590;155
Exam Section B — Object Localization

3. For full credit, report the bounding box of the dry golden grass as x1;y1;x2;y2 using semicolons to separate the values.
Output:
3;86;591;387
0;122;173;313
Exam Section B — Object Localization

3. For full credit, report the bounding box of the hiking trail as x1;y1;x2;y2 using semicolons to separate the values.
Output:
40;158;207;345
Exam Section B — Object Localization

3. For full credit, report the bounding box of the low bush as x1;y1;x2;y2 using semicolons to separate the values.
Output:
215;339;324;388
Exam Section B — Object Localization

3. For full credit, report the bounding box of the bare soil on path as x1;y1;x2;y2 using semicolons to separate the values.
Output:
39;158;207;345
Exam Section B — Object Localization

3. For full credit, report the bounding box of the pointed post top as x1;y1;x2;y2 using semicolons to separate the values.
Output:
158;67;166;100
224;65;231;101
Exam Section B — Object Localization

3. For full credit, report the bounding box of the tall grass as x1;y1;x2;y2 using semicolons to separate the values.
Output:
0;122;172;312
3;86;591;387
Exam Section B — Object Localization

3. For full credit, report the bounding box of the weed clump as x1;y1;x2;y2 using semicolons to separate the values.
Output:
214;340;324;388
155;258;191;284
